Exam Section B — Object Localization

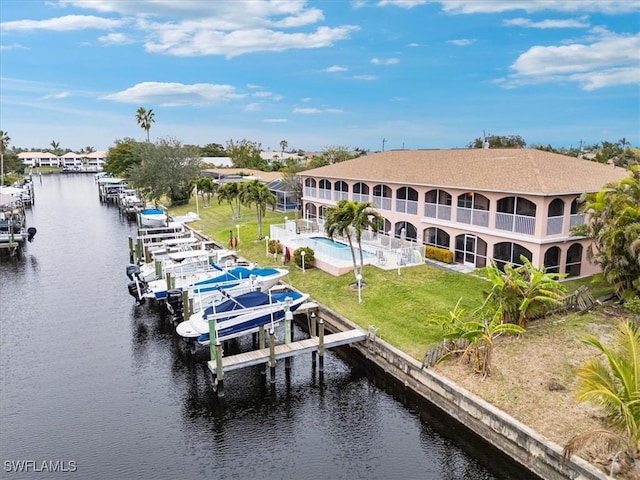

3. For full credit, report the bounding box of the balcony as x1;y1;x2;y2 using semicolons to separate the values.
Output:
424;202;451;221
304;187;317;198
546;216;564;236
495;212;536;235
570;214;585;227
395;199;418;215
318;188;331;200
373;196;392;211
334;191;348;202
353;193;370;203
456;207;489;227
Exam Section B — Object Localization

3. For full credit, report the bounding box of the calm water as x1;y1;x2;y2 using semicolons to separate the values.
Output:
0;174;539;480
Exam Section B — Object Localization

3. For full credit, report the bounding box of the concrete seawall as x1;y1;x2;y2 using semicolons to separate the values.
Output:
311;303;607;480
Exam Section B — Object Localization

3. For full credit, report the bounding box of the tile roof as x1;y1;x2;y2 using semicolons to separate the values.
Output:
202;168;283;183
301;148;630;195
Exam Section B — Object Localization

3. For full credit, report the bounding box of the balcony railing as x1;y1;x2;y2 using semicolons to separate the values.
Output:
546;216;564;236
318;188;331;200
495;212;536;235
353;193;370;203
570;214;585;227
304;186;317;198
395;199;418;215
424;202;451;220
456;207;489;227
334;191;348;201
372;196;392;211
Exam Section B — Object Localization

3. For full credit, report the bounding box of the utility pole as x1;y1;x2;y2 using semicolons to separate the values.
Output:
382;138;387;152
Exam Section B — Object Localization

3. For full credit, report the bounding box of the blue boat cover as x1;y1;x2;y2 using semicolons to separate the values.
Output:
194;267;280;286
202;290;302;317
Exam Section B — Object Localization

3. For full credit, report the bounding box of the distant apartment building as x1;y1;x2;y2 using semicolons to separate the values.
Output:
299;148;629;277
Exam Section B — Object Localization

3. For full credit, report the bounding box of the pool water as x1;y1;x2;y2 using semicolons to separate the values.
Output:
293;235;374;263
310;236;350;249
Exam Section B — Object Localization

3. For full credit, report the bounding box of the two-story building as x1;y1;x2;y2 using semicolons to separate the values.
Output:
17;151;61;168
299;148;629;277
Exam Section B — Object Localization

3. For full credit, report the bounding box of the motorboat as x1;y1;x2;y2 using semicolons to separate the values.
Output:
133;247;237;283
0;193;36;255
139;208;167;228
175;289;309;344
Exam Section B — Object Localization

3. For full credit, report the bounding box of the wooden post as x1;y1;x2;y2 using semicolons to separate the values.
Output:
318;318;325;373
128;236;134;263
166;272;172;292
311;312;317;367
268;327;276;383
181;289;190;321
215;342;224;397
209;317;217;361
155;260;162;281
136;238;143;264
284;298;292;370
259;325;265;349
144;245;151;264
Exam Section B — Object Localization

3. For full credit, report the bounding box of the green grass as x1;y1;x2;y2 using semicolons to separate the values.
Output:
169;196;607;360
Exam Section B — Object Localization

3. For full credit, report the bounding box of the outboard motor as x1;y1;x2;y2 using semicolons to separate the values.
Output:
126;264;141;281
166;289;184;321
27;227;37;242
128;281;146;306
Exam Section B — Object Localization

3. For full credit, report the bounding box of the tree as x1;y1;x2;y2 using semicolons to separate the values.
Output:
217;182;242;219
324;199;382;282
127;137;200;206
280;139;288;160
50;140;61;155
564;320;640;475
467;135;526;149
194;176;217;207
579;165;640;299
83;146;95;154
0;130;10;186
226;139;264;170
484;256;567;327
136;107;155;142
240;179;276;239
281;159;305;216
104;138;142;176
199;143;226;157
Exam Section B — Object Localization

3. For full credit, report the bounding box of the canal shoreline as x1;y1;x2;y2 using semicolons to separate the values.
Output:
179;223;606;480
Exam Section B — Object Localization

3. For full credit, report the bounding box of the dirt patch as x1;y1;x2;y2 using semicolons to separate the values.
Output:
431;306;636;476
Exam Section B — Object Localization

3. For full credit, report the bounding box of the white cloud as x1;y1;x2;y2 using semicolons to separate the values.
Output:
500;30;640;90
0;44;28;51
325;65;348;72
244;103;261;112
42;91;71;99
504;17;590;29
447;38;474;46
102;81;246;105
352;75;378;80
377;0;638;14
371;57;399;65
263;118;288;123
0;15;124;31
98;32;134;45
293;107;342;114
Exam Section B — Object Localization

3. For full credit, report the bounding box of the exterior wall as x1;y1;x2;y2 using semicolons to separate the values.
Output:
301;174;594;277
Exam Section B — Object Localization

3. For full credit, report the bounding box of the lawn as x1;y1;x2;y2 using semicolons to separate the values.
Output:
168;195;609;360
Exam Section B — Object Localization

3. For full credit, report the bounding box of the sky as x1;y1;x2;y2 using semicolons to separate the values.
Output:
0;0;639;153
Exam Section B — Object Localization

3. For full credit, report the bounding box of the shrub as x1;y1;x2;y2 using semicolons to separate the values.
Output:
425;245;454;264
624;296;640;316
293;246;314;269
268;239;283;255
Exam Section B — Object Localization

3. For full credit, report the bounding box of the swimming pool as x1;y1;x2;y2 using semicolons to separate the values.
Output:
292;235;374;263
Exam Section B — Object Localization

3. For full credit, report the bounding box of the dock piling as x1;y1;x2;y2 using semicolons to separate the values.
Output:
268;327;276;383
318;318;325;373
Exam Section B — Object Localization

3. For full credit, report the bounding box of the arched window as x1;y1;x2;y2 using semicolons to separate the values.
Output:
318;179;332;200
493;242;532;270
424;189;452;220
379;218;392;235
334;181;348;201
570;198;585;227
305;203;317;220
454;234;488;268
372;184;392;210
396;187;418;214
544;246;561;274
394;221;417;240
424;227;450;249
456;193;489;226
353;182;370;203
546;199;565;235
304;178;317;198
496;196;537;235
565;243;583;277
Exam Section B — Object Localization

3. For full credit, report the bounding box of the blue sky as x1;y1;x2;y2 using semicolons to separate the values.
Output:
1;0;638;153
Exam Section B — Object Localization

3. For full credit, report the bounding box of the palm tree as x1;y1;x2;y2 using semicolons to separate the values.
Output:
50;140;60;155
581;165;640;298
564;320;640;473
194;177;217;207
217;182;242;219
136;107;155;142
240;179;276;239
280;139;288;161
0;130;9;186
325;199;382;282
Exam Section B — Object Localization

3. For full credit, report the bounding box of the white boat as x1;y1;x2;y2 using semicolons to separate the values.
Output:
139;208;167;228
0;193;37;255
176;289;309;344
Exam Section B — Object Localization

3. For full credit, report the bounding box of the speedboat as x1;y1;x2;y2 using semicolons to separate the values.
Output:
176;289;309;344
134;247;237;283
139;208;167;228
0;193;36;253
139;265;289;301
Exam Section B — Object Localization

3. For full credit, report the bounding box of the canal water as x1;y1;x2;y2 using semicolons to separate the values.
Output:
0;174;539;479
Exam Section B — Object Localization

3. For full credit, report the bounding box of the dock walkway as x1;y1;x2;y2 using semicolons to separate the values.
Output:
208;329;367;375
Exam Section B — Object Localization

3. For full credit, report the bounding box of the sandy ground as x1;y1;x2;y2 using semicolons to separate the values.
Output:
431;306;638;477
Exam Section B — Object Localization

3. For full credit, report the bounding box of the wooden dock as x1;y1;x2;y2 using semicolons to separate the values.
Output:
207;329;367;375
